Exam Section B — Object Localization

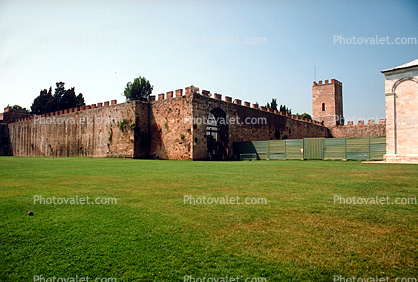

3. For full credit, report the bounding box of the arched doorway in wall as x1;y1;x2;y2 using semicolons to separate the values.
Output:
206;108;229;160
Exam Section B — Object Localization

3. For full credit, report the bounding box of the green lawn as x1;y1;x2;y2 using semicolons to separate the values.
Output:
0;157;417;281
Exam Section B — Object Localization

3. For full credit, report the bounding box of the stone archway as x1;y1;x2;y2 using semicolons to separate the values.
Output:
206;108;229;160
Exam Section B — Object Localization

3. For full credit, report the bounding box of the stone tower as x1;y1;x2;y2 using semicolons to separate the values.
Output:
312;79;344;128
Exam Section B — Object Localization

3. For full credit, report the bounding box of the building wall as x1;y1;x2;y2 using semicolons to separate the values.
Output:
312;79;344;127
383;67;418;162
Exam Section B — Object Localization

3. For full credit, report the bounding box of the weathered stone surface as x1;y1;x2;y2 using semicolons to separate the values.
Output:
7;102;145;158
312;79;343;127
149;95;193;160
191;94;330;160
331;124;386;138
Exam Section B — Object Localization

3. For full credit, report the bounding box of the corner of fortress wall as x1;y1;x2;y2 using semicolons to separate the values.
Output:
330;119;386;138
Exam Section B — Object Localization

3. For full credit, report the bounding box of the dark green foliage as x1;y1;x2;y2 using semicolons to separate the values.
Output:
30;87;55;115
123;76;153;101
279;104;292;115
117;119;135;132
295;113;312;119
265;98;278;111
30;82;85;115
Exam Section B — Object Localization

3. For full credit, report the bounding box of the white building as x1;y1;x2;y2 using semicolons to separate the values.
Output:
381;59;418;163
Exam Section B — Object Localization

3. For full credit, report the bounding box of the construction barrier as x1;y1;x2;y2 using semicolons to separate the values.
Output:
235;136;386;161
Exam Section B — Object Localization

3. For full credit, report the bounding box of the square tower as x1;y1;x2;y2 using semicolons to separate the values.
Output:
312;79;344;128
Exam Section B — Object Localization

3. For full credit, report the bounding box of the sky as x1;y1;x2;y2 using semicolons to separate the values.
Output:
0;0;417;122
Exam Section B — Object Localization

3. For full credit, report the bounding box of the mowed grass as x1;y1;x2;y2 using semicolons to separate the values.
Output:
0;157;417;281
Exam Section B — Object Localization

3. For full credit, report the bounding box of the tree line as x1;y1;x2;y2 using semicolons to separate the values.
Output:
31;82;85;115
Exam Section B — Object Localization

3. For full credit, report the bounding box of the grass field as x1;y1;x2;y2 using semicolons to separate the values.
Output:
0;157;417;282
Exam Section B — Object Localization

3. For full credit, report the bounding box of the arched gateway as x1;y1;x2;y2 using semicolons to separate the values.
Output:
206;108;229;160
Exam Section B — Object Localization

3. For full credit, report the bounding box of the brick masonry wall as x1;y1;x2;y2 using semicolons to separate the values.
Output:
8;102;140;157
330;123;386;138
149;95;193;159
3;88;335;160
191;94;331;160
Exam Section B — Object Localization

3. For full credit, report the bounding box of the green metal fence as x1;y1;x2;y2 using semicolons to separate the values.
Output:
268;140;286;160
235;136;386;161
323;138;346;160
285;139;304;160
369;136;386;160
304;138;324;160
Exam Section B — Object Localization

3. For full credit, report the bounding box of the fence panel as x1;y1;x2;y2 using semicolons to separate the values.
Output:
252;141;269;160
346;137;369;160
324;138;346;160
235;136;385;161
285;139;304;160
269;140;286;160
369;136;386;160
303;138;324;160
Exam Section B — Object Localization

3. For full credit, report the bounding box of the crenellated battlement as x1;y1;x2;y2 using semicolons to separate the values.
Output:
14;99;118;122
331;118;386;138
149;85;325;126
10;84;328;127
345;118;386;126
313;79;342;86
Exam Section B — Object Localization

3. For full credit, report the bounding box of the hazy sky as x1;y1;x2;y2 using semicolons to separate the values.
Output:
1;0;417;121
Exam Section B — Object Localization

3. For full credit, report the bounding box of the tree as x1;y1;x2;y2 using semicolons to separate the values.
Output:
295;113;312;119
30;83;85;115
31;88;55;115
265;98;278;111
279;105;291;115
76;94;85;107
123;76;153;101
54;82;66;107
270;98;278;111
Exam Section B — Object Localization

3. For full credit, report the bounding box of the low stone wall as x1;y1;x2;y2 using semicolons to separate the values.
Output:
331;120;386;138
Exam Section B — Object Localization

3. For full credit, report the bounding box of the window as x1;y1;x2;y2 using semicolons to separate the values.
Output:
322;103;325;111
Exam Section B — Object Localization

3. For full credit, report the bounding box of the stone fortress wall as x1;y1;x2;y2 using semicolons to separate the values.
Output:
6;100;150;158
1;76;389;160
1;85;332;159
